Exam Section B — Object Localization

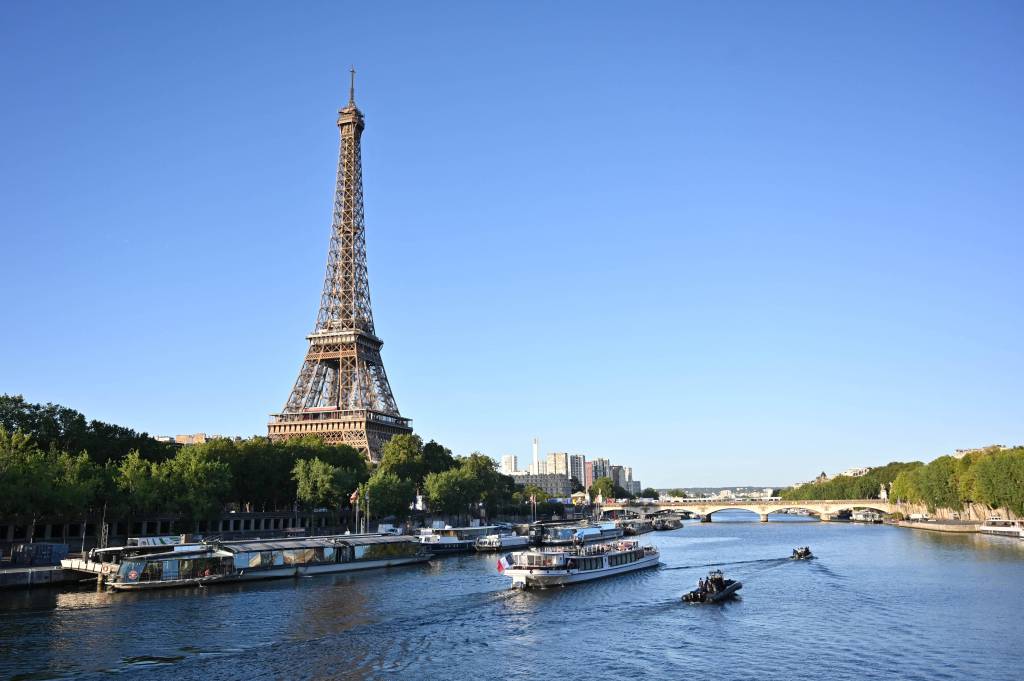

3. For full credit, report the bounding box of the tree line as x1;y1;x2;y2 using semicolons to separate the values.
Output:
781;447;1024;516
0;395;547;540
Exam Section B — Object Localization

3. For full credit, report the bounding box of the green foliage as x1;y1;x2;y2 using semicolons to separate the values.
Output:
362;470;416;520
641;488;660;499
666;488;687;498
0;394;174;464
782;462;923;501
423;466;477;516
787;448;1024;516
973;448;1024;516
589;477;614;500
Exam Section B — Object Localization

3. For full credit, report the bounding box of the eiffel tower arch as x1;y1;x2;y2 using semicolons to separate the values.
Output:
268;70;412;462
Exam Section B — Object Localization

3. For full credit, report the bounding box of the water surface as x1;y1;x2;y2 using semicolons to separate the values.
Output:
2;513;1022;680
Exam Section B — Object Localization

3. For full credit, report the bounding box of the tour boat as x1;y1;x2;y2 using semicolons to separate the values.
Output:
979;518;1024;538
682;570;742;603
497;540;659;588
106;534;429;591
417;525;501;554
529;521;623;547
474;533;530;551
620;518;655;535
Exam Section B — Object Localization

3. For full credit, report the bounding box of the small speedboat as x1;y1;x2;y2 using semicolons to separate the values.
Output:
682;569;742;603
791;546;813;560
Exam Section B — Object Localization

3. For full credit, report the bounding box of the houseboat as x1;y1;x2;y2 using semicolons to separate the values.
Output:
851;510;884;523
620;518;655;535
474;532;530;551
652;514;683;531
417;525;501;554
106;534;428;591
497;540;659;588
979;517;1024;539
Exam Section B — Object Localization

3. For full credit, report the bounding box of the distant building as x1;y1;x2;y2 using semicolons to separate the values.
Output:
501;455;518;475
174;433;212;445
952;445;1009;459
626;480;641;496
591;457;610;481
584;461;594;490
512;472;571;498
569;454;585;487
838;467;872;478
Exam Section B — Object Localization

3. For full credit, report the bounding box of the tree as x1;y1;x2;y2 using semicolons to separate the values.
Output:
115;451;167;517
362;470;416;520
0;427;58;542
422;440;456;476
641;488;660;500
424;467;476;519
666;489;687;498
589;476;614;500
163;446;231;523
293;458;341;510
376;434;426;484
569;477;584;493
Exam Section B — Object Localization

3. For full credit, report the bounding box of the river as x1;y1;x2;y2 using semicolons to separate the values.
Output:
2;512;1023;680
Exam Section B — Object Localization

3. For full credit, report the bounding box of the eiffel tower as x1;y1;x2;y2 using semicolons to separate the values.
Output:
268;70;412;461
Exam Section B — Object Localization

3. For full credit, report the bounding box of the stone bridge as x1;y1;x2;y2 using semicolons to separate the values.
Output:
602;499;894;522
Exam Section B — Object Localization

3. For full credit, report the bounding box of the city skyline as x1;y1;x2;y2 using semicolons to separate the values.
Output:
2;3;1022;486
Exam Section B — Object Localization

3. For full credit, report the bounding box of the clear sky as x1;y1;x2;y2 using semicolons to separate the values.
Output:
2;2;1022;487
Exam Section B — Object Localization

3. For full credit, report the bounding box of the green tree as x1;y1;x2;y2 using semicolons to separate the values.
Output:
0;427;58;542
377;434;426;485
163;446;232;523
293;457;341;510
116;450;167;517
362;470;416;520
424;466;476;519
589;476;614;500
423;439;457;476
641;488;660;499
667;489;687;498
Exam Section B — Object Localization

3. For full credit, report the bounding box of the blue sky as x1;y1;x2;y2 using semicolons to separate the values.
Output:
2;2;1021;486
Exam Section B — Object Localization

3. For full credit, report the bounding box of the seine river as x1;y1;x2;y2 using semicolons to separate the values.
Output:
2;512;1023;680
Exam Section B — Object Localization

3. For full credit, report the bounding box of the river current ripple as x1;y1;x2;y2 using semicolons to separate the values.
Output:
2;513;1023;680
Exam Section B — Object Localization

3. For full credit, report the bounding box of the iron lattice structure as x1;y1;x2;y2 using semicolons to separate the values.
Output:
268;71;411;461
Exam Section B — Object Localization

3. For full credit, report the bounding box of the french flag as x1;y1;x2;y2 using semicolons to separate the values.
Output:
497;554;513;573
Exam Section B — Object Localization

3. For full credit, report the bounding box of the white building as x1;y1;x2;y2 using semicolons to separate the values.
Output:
500;455;518;475
569;454;585;486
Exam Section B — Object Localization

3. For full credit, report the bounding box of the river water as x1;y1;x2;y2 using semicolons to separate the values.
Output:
2;512;1023;680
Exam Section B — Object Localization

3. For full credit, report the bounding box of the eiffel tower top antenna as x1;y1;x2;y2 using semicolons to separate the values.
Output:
348;66;356;106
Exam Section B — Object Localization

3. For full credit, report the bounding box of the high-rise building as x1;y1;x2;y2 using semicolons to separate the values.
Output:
584;461;594;490
547;452;569;477
569;454;585;487
610;465;625;488
268;71;411;461
501;455;518;475
591;457;610;481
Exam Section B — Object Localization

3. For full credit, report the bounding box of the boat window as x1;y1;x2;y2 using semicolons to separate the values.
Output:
283;548;315;565
271;551;285;566
234;552;262;569
323;547;336;563
142;561;163;581
162;560;179;580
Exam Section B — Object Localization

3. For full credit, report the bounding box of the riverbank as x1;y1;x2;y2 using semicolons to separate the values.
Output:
896;519;979;534
0;565;79;589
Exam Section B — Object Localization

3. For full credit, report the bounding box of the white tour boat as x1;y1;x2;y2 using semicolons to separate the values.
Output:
497;540;659;588
474;533;530;551
979;517;1024;538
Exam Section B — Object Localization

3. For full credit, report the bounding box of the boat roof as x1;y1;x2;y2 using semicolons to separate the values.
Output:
220;535;414;553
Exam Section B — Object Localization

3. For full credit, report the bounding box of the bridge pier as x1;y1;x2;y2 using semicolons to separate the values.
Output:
759;514;769;522
820;514;831;522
